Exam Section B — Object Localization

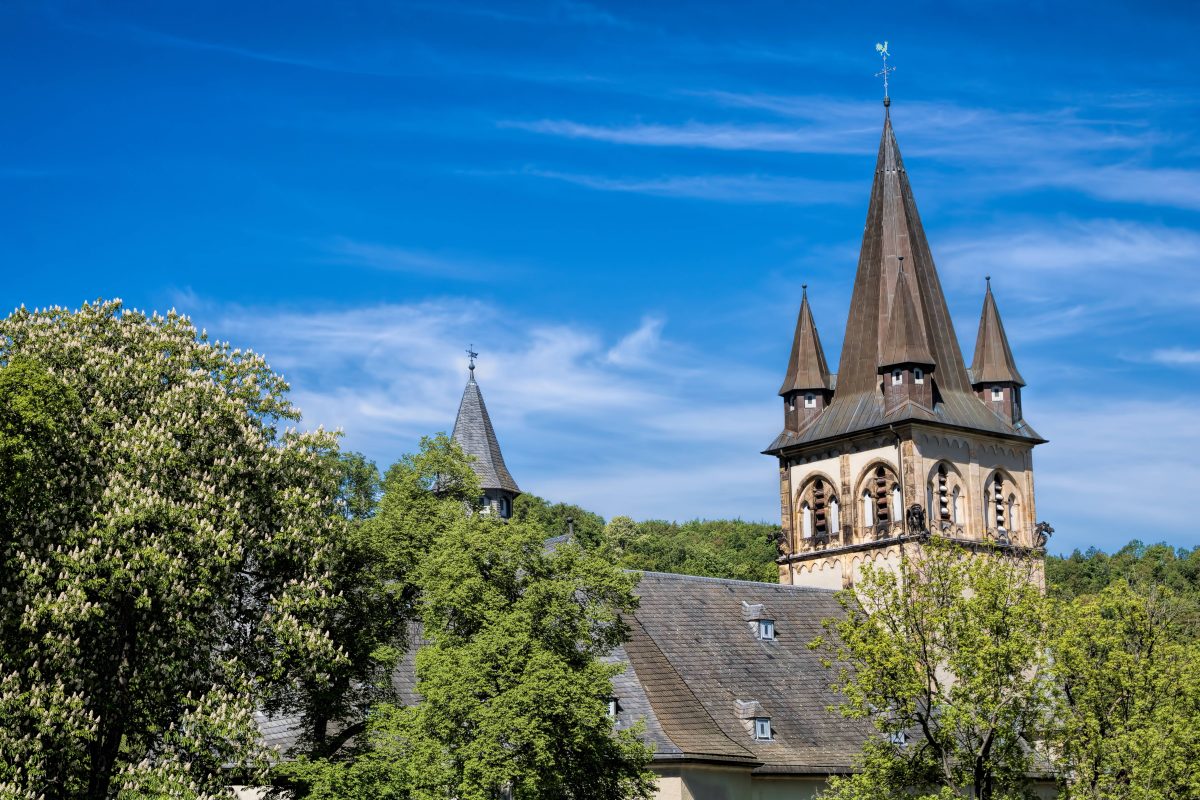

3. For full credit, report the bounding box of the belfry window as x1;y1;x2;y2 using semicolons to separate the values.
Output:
861;490;874;526
801;503;813;539
991;387;1004;401
992;475;1006;531
829;497;840;535
892;370;903;386
937;465;950;522
914;368;924;384
891;485;903;523
804;392;816;408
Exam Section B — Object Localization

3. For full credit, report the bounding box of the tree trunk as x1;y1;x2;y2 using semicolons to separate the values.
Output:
86;601;137;800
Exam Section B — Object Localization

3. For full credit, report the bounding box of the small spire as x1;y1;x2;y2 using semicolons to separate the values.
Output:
779;287;833;395
970;281;1025;387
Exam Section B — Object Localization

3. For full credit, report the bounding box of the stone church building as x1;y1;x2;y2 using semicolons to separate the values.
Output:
256;106;1053;800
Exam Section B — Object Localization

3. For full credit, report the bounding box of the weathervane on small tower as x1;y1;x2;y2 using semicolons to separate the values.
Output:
466;344;478;373
875;41;895;108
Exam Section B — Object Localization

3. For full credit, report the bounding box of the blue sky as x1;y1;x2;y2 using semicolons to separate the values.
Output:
2;0;1198;554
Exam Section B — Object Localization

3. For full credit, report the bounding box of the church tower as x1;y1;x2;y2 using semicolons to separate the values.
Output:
452;354;521;518
764;108;1046;589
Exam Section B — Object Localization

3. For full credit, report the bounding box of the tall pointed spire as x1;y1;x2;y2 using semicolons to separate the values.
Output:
765;111;1043;454
779;286;833;395
970;278;1025;387
452;363;520;497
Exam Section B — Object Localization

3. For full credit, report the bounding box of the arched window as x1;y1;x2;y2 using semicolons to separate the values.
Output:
1006;494;1018;532
952;485;962;524
862;490;874;526
801;503;813;538
796;477;836;543
891;484;903;523
830;497;841;535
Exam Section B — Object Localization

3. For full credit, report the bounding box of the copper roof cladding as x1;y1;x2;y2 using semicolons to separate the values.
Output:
766;112;1043;453
778;287;834;395
452;371;521;493
970;281;1026;386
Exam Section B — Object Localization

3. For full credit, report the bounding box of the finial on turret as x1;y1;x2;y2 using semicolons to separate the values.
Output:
466;344;478;373
875;41;895;109
985;275;992;292
802;283;808;298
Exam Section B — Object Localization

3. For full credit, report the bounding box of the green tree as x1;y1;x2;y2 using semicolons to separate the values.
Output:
0;301;349;799
612;518;779;583
812;539;1052;800
512;492;606;548
1050;582;1200;800
282;444;654;800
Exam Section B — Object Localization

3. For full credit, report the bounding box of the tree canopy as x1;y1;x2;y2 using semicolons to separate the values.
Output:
0;301;352;799
277;440;654;800
813;539;1052;800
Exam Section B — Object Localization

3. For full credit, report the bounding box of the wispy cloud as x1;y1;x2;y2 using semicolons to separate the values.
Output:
502;119;868;155
605;317;664;367
936;219;1200;342
513;168;859;204
506;96;1198;210
189;297;779;521
323;237;503;279
1148;348;1200;366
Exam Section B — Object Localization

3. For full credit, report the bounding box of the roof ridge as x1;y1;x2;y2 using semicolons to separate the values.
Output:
632;570;839;593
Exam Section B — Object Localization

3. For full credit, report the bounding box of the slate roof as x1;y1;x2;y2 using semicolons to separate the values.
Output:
451;370;520;494
779;287;834;395
970;281;1025;387
623;572;872;774
256;572;869;774
766;112;1043;453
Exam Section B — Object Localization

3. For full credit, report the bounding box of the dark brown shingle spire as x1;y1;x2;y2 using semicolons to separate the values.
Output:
779;286;833;395
970;278;1025;387
764;113;1043;453
452;369;520;494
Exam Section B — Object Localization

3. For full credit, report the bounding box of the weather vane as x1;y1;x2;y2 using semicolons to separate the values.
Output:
466;344;478;372
875;41;894;106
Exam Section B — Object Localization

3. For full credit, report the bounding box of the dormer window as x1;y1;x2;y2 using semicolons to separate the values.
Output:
991;387;1004;401
914;368;924;384
804;392;816;408
891;369;903;385
754;718;772;740
607;698;619;718
757;619;775;640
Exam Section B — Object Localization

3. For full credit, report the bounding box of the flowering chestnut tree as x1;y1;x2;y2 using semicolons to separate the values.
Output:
0;301;352;799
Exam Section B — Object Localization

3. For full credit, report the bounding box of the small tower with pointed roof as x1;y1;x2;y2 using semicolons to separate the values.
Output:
452;350;521;519
970;277;1026;426
765;98;1046;589
779;286;834;432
